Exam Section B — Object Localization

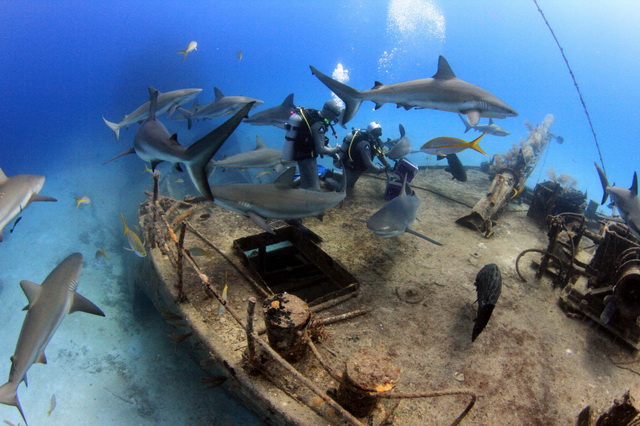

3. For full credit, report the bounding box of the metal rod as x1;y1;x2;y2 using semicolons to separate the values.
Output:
246;297;257;366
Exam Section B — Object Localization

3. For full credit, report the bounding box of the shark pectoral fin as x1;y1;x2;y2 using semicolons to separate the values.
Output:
167;104;177;116
30;194;57;202
246;211;275;234
70;292;106;317
463;109;481;126
274;167;297;187
102;147;136;166
36;351;47;365
406;229;443;246
19;280;42;306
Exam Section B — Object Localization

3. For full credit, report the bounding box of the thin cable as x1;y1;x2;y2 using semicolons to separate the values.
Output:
532;0;607;176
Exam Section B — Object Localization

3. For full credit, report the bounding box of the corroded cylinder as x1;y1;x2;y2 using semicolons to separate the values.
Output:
335;348;400;418
262;293;310;362
614;256;640;319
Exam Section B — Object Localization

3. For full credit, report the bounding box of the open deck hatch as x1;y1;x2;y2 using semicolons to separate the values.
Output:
233;225;359;303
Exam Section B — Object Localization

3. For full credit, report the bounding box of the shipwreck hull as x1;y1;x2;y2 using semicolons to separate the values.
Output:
132;169;639;425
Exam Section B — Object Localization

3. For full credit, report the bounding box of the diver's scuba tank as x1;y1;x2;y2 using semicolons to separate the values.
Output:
283;112;303;161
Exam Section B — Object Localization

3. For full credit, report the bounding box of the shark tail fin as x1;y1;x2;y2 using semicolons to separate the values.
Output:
594;162;610;205
469;132;488;156
0;381;27;425
184;102;255;200
309;66;363;126
458;114;472;133
102;116;121;142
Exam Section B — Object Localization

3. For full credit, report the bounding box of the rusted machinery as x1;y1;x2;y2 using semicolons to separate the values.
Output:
521;206;640;348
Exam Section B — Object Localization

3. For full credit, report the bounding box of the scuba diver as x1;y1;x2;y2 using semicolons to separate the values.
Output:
282;99;342;191
323;121;391;194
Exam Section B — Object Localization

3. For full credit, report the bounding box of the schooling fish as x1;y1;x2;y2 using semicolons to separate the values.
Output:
177;41;197;61
472;263;502;342
419;132;488;157
120;213;146;257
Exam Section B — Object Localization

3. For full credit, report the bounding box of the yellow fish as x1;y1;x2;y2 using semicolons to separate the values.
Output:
142;164;160;175
95;246;110;261
236;50;243;62
217;283;228;315
74;195;91;208
177;40;198;61
188;247;211;257
47;394;56;416
120;213;147;257
420;132;488;156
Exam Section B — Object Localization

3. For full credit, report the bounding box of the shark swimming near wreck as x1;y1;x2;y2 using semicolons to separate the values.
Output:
310;56;517;126
595;162;640;237
459;114;510;136
0;169;57;242
208;136;295;173
210;167;346;234
243;93;296;128
360;176;442;246
102;87;202;142
104;88;254;200
177;88;263;129
0;253;105;425
383;124;413;161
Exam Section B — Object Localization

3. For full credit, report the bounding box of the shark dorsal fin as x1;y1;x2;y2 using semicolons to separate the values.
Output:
371;81;384;90
282;93;295;108
70;292;106;316
274;167;296;187
0;168;7;183
433;56;456;80
213;87;224;100
148;87;159;120
192;99;200;108
255;136;266;149
20;280;42;307
399;124;405;138
631;172;638;196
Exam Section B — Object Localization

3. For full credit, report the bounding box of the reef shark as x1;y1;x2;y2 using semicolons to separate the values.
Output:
0;169;57;242
310;56;517;126
243;93;296;128
0;253;105;425
210;167;346;234
360;176;442;246
103;87;202;142
383;124;413;160
177;88;263;128
459;114;510;136
104;88;254;200
208;136;295;173
595;162;640;236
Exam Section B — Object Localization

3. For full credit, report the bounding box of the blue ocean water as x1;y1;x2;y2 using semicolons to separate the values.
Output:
1;1;638;424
